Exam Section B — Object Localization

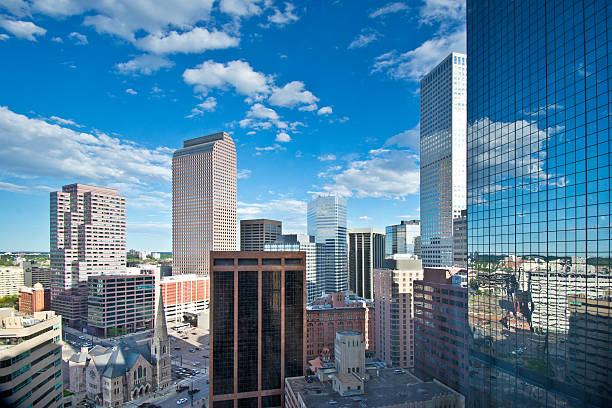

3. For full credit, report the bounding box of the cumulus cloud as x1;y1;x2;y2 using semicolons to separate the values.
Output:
369;2;409;18
275;132;291;143
269;81;319;108
116;54;174;75
238;197;306;232
186;97;217;118
125;88;138;95
318;154;336;161
136;27;239;54
317;106;332;116
384;123;419;150
239;103;288;130
68;31;87;45
237;169;252;179
220;0;263;17
268;2;299;25
0;18;46;41
183;60;271;99
419;0;466;25
48;116;83;128
348;29;380;49
359;216;373;221
254;143;285;154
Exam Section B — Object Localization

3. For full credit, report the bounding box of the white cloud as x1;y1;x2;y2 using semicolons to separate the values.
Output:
372;27;465;81
269;81;318;108
247;103;279;120
68;31;87;45
359;216;373;221
136;27;239;54
237;169;252;179
51;36;62;42
239;103;289;130
0;181;53;193
48;115;83;128
186;97;217;118
0;33;9;40
125;88;138;95
348;29;379;49
369;2;409;18
183;60;271;99
246;131;256;135
384;123;419;150
268;2;299;25
298;104;317;112
318;154;336;161
275;132;291;143
419;0;466;25
116;54;174;75
220;0;262;17
0;18;46;41
254;143;285;153
317;106;332;116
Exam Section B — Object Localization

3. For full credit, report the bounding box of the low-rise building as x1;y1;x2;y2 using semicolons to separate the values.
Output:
159;274;209;324
0;309;63;408
18;283;50;315
0;265;25;296
306;292;374;360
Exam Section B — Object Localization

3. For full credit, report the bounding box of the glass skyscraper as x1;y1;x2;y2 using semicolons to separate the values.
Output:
385;220;421;257
467;1;611;407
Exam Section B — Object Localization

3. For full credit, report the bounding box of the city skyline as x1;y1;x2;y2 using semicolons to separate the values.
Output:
0;1;466;251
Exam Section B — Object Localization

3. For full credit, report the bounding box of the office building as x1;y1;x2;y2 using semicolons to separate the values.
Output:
467;1;611;406
240;219;282;251
373;255;423;369
307;195;348;293
159;274;209;323
306;292;374;361
86;271;155;337
49;184;126;328
18;283;50;315
209;251;306;408
348;228;385;300
172;132;237;276
23;261;51;288
414;267;468;395
0;310;63;408
0;265;24;296
385;220;420;257
265;234;324;302
452;210;467;268
420;53;467;268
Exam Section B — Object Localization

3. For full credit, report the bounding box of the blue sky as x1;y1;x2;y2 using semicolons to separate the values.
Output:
0;0;465;251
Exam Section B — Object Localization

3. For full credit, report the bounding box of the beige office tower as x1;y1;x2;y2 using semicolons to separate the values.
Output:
172;132;237;276
50;184;126;328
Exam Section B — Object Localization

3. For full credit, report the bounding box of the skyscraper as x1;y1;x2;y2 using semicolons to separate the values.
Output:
420;53;467;268
240;219;282;251
348;228;385;299
385;220;420;257
172;132;237;276
467;1;611;406
307;195;348;293
50;184;126;328
209;251;305;408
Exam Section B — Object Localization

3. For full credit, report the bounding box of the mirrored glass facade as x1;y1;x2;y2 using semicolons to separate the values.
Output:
467;1;611;407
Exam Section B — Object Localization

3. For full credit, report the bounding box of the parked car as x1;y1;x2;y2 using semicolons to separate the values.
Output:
176;385;189;392
188;388;200;395
195;347;201;351
176;398;188;405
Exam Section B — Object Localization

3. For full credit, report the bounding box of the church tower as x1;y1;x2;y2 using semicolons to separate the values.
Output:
152;295;172;389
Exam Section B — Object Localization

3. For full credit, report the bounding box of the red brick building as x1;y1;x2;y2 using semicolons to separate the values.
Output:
18;283;50;315
306;292;374;361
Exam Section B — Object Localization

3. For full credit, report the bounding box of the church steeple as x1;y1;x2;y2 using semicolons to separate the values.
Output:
152;294;171;389
154;292;169;341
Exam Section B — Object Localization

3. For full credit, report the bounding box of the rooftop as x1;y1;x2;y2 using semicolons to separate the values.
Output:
287;369;463;408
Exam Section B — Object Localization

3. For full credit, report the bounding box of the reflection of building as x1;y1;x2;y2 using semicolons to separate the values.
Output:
452;210;467;268
414;267;468;395
18;283;50;315
172;133;237;276
567;293;611;406
265;234;324;302
373;256;423;368
308;195;348;293
0;310;63;408
210;251;305;408
0;265;24;296
240;219;282;251
348;228;385;299
159;274;209;323
385;220;420;257
420;52;466;268
306;292;374;360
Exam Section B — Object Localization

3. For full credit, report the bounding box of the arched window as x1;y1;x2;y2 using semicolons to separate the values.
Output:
134;371;137;381
143;367;146;377
138;366;142;379
163;345;166;354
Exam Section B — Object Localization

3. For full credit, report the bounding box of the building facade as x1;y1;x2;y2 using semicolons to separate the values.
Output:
413;267;468;395
385;220;420;257
373;256;423;369
159;274;209;323
420;53;467;268
209;251;306;408
306;292;374;361
240;219;282;251
467;1;611;407
452;210;467;268
87;272;155;338
307;195;348;293
265;234;324;303
50;184;126;328
23;261;51;288
18;283;50;315
0;310;63;408
348;228;385;300
0;265;24;296
172;133;237;276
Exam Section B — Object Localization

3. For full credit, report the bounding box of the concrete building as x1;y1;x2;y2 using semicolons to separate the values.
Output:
348;228;385;300
86;271;155;338
50;184;126;328
18;283;49;315
373;256;423;369
420;53;467;268
452;210;467;268
385;220;420;257
308;195;348;293
306;292;374;361
172;133;237;276
414;267;468;395
159;274;209;323
265;234;325;303
209;251;306;408
0;265;24;296
240;219;282;251
0;309;63;408
23;261;51;288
